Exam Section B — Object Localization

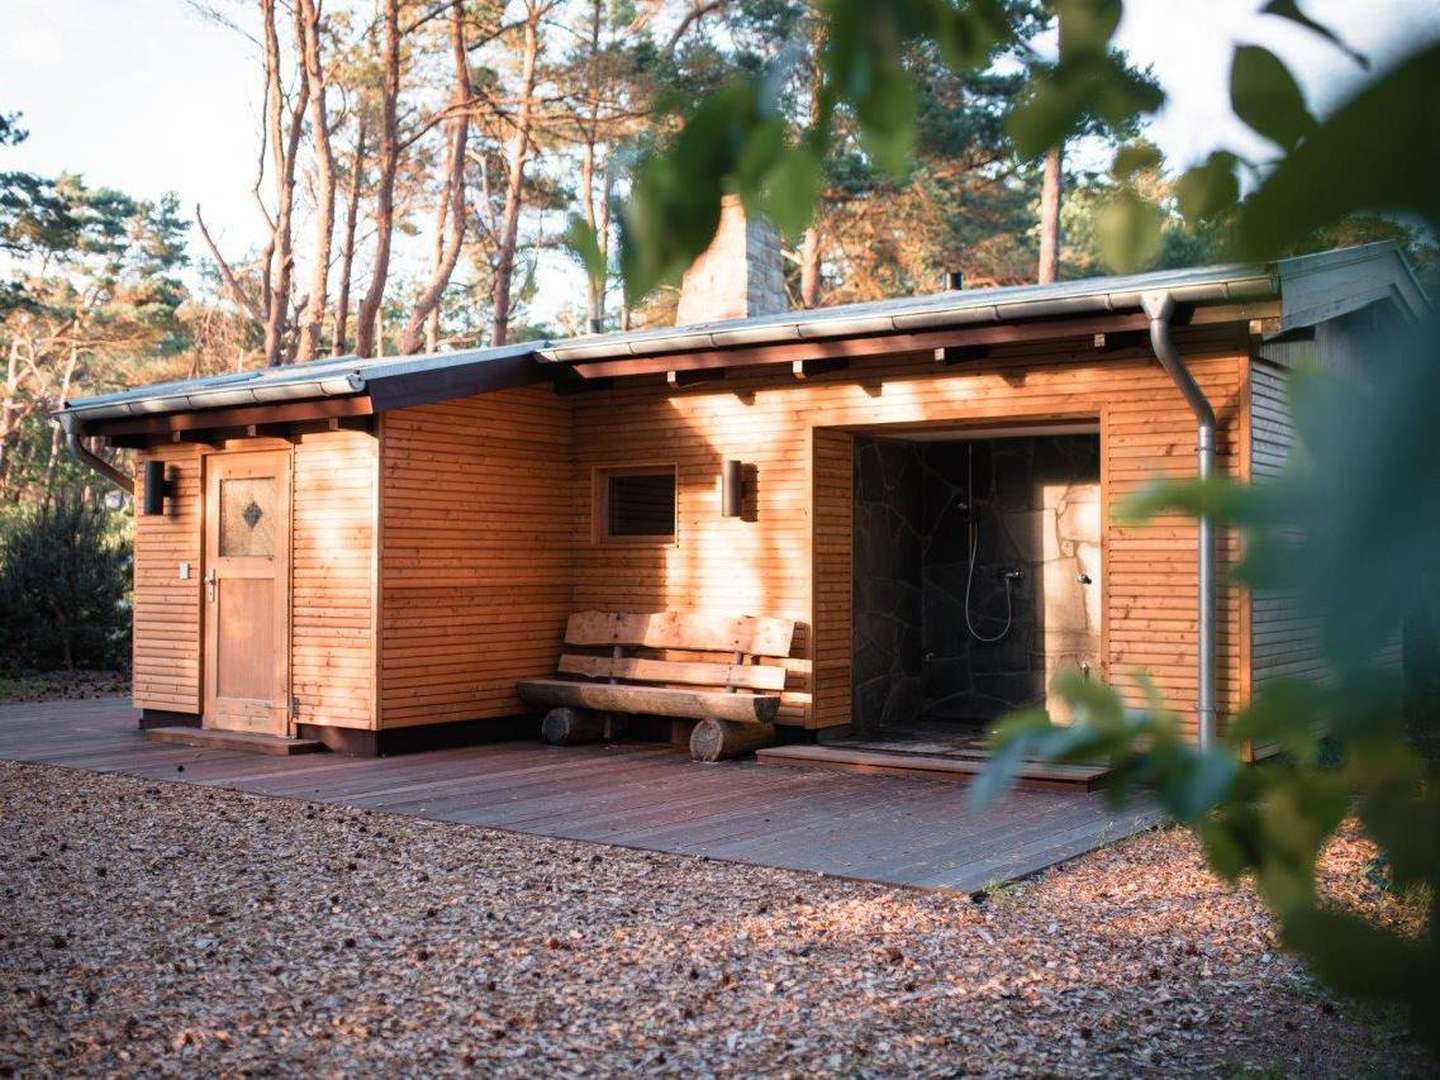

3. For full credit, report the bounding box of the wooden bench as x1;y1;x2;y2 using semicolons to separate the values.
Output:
516;610;796;762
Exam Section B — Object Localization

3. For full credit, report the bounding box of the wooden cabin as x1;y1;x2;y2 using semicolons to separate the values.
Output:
59;228;1426;760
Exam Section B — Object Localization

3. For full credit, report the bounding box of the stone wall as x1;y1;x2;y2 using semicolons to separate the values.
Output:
851;437;926;732
674;196;788;325
852;434;1101;733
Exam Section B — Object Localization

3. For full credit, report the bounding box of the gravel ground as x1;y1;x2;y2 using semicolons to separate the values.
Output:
1;760;1430;1077
0;672;128;705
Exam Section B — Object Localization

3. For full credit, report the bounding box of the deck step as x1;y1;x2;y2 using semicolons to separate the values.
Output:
144;726;327;756
754;745;1108;791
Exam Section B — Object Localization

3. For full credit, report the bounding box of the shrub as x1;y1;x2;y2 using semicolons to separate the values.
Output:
0;499;132;674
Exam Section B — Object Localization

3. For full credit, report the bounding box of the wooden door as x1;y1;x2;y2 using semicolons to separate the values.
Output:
203;450;291;734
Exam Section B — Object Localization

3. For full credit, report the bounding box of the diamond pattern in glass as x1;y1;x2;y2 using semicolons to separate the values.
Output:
219;477;277;556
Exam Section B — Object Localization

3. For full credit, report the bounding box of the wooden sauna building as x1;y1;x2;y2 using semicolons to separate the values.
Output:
58;236;1425;758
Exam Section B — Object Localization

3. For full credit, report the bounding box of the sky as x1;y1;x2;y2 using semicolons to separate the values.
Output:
3;0;1438;323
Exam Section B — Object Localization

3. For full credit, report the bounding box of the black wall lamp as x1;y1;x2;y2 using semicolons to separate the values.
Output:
721;459;749;518
142;460;176;516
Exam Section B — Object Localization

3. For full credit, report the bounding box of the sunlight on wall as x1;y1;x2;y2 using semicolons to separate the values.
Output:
1040;480;1102;723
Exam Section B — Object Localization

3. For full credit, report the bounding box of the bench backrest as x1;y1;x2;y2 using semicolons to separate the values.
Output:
562;611;795;658
557;610;795;693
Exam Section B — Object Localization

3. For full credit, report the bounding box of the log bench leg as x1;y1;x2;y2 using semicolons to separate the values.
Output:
689;718;777;762
541;707;609;746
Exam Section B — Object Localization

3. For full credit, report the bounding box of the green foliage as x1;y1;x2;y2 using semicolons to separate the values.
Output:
0;499;132;675
1006;0;1161;159
1173;151;1239;222
2;118;190;503
602;0;1440;1046
1090;186;1161;272
1234;41;1440;256
615;0;1044;301
1260;0;1371;69
979;318;1440;1044
564;212;608;299
1229;44;1316;152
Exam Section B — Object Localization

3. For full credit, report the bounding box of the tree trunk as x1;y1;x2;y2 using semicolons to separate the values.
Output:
332;121;366;358
259;0;310;366
41;340;80;510
578;0;608;332
401;0;470;356
355;0;401;359
580;136;601;328
799;226;822;308
424;194;448;354
491;3;542;347
797;16;826;310
1038;143;1063;285
0;336;24;490
295;0;337;362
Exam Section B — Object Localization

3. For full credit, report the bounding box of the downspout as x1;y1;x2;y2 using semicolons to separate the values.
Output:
57;412;134;495
1141;291;1217;752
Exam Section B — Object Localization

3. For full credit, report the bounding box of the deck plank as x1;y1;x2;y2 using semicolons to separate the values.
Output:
0;697;1161;892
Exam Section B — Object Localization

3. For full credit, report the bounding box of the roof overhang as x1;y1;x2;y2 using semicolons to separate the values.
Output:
534;268;1278;366
57;241;1425;440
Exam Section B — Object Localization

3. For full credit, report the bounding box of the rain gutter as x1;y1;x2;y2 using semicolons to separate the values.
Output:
1142;290;1217;752
57;411;133;494
537;274;1276;364
60;371;367;422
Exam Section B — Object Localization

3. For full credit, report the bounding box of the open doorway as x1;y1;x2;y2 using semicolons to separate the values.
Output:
848;424;1101;756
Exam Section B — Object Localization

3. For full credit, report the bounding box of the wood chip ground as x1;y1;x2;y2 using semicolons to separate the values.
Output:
1;760;1430;1076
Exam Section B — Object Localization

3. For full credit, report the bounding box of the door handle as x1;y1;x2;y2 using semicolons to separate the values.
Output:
204;567;217;603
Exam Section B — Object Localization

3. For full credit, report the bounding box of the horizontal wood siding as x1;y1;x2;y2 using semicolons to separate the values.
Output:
133;444;203;712
1249;357;1325;691
812;428;853;730
1251;308;1404;693
379;385;574;728
133;432;377;728
291;429;378;729
571;327;1252;738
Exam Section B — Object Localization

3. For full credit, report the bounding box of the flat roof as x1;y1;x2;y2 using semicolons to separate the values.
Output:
61;242;1423;424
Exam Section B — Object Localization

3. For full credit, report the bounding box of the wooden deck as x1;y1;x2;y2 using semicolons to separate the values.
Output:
0;697;1161;892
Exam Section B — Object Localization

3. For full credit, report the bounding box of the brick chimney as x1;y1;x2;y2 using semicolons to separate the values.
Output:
675;195;788;325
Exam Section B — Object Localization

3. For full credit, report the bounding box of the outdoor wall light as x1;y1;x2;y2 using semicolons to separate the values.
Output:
142;460;176;516
721;459;748;518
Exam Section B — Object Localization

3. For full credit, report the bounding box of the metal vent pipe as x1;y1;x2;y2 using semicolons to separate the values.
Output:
1141;291;1217;751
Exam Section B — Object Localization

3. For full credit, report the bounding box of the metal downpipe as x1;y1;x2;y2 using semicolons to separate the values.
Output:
1141;291;1217;751
57;412;134;495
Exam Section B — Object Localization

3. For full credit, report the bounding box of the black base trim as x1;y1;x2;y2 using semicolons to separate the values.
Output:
139;709;201;731
297;713;812;757
298;714;541;757
296;725;378;755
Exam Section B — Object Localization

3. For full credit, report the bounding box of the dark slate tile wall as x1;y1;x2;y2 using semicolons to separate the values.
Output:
851;436;926;733
852;434;1100;733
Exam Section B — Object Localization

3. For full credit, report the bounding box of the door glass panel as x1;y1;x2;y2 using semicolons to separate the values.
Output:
219;476;277;556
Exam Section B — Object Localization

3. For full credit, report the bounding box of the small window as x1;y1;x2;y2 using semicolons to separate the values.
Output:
597;467;676;543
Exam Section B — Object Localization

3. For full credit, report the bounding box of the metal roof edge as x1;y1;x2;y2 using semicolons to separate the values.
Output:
1274;240;1431;330
68;251;1389;425
61;372;367;421
536;267;1278;366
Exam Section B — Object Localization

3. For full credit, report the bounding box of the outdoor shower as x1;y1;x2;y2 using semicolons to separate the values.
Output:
962;441;1022;644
